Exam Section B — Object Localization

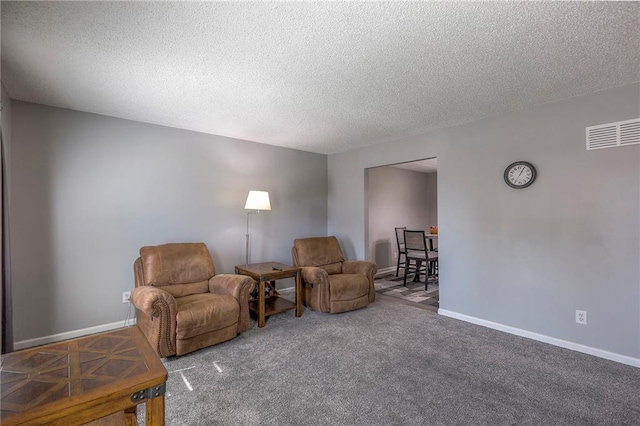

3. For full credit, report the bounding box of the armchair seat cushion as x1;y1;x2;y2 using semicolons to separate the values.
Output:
321;262;343;275
163;280;209;298
329;274;370;301
176;293;239;340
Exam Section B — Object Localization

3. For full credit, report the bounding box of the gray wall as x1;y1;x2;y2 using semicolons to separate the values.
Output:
10;102;327;342
329;83;640;359
366;166;437;269
425;173;437;228
1;83;13;349
1;83;11;187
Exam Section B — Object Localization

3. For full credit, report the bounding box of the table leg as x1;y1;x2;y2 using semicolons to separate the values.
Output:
145;394;165;425
124;406;137;426
258;279;266;328
295;271;302;317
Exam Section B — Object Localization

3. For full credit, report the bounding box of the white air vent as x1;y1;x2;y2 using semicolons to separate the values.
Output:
586;118;640;150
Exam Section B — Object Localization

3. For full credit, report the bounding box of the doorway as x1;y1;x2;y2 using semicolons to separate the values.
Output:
365;158;439;310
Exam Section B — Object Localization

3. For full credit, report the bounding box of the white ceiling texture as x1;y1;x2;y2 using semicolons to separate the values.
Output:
1;2;639;155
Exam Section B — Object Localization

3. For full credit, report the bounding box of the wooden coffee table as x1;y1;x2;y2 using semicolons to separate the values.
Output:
0;326;168;425
235;262;302;328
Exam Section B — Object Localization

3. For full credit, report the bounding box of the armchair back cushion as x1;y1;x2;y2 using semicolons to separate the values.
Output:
137;243;214;298
292;236;344;274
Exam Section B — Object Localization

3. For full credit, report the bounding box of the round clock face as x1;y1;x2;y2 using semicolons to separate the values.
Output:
504;161;536;189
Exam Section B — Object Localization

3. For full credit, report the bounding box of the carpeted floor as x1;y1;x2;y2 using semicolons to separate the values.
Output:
137;295;639;425
375;270;439;311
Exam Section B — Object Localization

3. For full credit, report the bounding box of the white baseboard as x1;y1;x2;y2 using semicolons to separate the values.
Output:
375;266;397;276
14;319;137;351
438;309;639;368
277;286;295;294
18;305;637;368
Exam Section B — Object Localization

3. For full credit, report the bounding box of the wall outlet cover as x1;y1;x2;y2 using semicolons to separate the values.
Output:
576;310;587;325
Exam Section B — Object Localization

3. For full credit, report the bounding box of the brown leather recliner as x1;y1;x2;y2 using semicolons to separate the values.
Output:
131;243;254;357
291;236;378;313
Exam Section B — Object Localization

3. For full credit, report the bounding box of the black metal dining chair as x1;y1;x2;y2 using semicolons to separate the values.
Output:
403;230;438;290
394;227;407;277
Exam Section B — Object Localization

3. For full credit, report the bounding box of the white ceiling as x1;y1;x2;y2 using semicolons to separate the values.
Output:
1;2;639;155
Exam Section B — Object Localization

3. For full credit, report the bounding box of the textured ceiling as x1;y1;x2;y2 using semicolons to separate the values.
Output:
2;2;639;155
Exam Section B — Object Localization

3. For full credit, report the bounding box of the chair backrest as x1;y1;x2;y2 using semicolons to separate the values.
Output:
403;230;427;252
292;236;345;274
395;227;406;252
135;242;216;297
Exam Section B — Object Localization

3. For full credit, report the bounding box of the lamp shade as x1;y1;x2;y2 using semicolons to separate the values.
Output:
244;190;271;211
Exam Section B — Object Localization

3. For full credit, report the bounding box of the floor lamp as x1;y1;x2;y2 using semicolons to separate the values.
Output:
244;190;271;265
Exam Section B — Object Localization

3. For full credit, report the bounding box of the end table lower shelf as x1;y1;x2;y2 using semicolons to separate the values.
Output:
249;296;296;317
235;261;302;328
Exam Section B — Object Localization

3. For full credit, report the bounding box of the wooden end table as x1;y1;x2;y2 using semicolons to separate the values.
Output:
0;326;168;426
235;262;302;328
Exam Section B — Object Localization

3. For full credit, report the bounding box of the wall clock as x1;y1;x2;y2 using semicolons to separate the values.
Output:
504;161;537;189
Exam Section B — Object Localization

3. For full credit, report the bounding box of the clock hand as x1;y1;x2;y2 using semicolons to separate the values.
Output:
516;167;525;180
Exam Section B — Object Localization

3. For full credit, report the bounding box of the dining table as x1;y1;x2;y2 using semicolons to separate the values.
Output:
425;233;438;252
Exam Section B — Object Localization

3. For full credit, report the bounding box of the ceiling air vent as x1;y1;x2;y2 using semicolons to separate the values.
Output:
586;118;640;151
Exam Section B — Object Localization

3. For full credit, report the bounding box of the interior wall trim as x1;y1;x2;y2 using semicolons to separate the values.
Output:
438;309;639;368
13;319;137;351
375;266;396;275
17;304;637;368
12;286;302;351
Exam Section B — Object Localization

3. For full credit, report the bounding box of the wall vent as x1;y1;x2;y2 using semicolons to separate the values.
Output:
586;118;640;151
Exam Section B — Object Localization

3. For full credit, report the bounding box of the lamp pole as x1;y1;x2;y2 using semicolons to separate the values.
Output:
245;211;255;266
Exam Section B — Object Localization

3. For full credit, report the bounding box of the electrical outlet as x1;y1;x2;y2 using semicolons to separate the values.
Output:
576;310;587;325
122;291;131;304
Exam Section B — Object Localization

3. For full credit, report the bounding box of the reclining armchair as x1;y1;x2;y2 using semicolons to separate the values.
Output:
131;242;254;357
292;236;378;313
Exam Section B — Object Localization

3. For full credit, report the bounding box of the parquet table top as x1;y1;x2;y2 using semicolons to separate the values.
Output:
1;326;167;425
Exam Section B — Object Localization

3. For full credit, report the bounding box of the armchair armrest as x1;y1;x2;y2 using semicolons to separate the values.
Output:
131;286;177;318
299;266;330;287
131;286;177;357
299;266;331;312
343;260;378;279
343;260;378;303
209;274;254;332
